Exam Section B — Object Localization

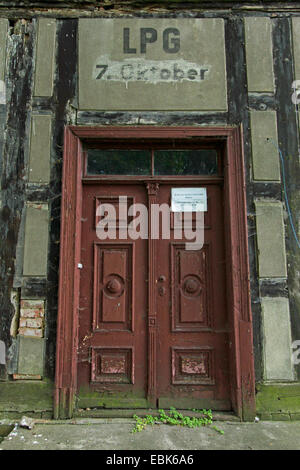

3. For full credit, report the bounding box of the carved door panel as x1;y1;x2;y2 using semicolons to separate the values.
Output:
77;184;149;408
156;183;231;410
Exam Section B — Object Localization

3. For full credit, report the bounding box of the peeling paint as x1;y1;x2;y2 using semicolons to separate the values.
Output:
181;357;206;375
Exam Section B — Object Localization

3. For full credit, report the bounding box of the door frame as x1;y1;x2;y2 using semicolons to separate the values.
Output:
54;125;256;420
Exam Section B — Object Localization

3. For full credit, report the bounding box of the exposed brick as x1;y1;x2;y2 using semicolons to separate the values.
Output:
20;299;44;310
20;308;45;318
19;317;43;328
13;374;42;380
18;327;43;338
19;299;45;337
19;308;35;318
19;299;45;340
26;318;43;328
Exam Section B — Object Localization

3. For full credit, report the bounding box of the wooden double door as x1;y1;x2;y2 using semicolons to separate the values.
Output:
77;179;231;410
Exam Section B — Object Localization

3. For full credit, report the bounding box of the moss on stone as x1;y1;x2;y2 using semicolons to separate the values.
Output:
256;383;300;415
0;380;54;417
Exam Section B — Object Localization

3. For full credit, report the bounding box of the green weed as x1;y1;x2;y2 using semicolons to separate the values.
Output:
131;407;224;435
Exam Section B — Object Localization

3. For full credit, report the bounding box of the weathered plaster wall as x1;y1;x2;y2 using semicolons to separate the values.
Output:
0;2;299;418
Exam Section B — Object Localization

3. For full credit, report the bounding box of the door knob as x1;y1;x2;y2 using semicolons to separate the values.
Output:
158;275;166;282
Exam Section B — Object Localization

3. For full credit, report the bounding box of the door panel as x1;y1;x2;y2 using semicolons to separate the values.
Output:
171;243;211;330
93;243;133;330
77;184;149;408
156;183;231;410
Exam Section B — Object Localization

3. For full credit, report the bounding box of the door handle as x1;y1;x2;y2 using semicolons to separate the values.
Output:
158;275;166;295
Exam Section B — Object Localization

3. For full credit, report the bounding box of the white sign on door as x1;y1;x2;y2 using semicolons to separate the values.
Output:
171;188;207;212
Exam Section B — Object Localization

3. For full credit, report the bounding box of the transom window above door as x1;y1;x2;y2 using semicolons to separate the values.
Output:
85;148;221;176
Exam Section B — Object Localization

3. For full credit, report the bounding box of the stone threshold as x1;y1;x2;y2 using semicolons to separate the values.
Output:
72;409;241;422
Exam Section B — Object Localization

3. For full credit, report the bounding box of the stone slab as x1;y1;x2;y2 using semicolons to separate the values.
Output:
23;203;49;276
0;380;53;414
78;18;227;111
17;335;45;376
254;382;300;415
261;297;294;381
28;114;52;183
255;200;287;278
0;18;8;104
250;110;281;181
245;17;274;93
292;17;300;80
34;18;56;97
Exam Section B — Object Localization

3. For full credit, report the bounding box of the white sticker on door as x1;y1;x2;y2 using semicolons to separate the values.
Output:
171;188;207;212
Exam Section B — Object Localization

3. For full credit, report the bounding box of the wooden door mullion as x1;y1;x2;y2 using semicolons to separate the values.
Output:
146;181;159;406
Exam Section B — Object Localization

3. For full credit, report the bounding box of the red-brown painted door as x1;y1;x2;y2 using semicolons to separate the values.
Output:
77;183;149;408
156;183;231;410
77;180;230;410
